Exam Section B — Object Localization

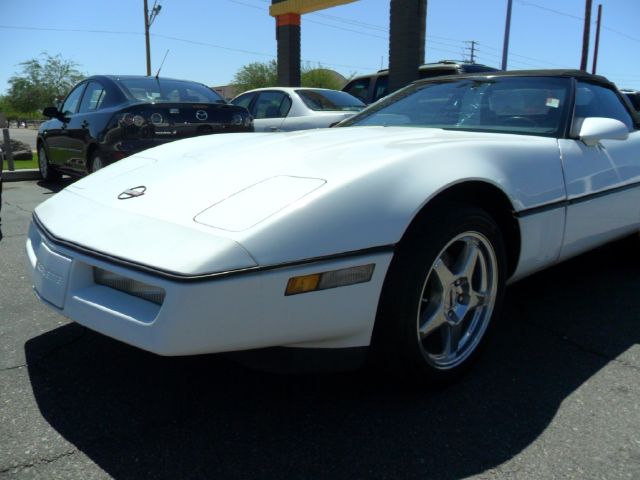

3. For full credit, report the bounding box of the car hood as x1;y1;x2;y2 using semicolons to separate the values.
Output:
34;127;555;275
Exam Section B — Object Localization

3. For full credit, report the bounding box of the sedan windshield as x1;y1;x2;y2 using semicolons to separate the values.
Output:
118;78;227;104
342;76;571;137
296;89;365;112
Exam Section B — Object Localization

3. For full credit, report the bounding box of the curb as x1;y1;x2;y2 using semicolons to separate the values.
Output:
2;169;41;182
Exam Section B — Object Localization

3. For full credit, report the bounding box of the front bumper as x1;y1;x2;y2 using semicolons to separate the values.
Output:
26;221;393;355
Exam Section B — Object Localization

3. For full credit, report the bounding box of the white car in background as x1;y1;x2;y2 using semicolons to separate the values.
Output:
231;87;364;132
26;70;640;384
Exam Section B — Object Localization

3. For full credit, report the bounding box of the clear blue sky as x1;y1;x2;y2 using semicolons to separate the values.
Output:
1;0;639;96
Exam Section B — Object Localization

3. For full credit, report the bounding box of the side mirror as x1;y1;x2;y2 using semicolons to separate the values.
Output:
42;106;60;119
578;117;629;146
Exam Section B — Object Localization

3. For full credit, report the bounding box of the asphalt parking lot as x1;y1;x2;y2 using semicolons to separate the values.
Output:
1;179;640;479
4;128;37;151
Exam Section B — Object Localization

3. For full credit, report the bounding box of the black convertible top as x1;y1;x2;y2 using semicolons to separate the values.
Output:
417;68;616;89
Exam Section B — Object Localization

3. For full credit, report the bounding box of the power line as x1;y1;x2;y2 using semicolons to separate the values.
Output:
224;0;389;40
249;0;392;32
515;0;583;21
224;0;267;12
0;24;140;35
601;26;640;44
227;0;391;36
224;0;640;69
516;0;640;43
311;12;388;32
152;33;375;70
4;1;638;77
304;18;387;40
0;24;376;72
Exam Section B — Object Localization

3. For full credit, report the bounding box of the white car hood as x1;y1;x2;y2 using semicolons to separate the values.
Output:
34;127;554;275
63;126;509;207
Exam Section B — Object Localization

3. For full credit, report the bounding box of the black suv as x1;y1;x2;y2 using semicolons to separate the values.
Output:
621;89;640;113
342;60;499;104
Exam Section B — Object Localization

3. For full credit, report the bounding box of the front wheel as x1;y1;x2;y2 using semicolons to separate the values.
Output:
88;151;105;174
38;144;61;182
372;205;507;385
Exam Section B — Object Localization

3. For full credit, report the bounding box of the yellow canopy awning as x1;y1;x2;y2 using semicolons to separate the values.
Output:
269;0;358;16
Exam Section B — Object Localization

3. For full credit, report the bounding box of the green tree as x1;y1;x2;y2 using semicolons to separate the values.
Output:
6;53;85;115
301;66;344;90
231;60;278;92
232;60;347;94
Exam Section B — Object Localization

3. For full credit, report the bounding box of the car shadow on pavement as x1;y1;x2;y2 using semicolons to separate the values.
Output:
36;177;74;194
25;239;640;479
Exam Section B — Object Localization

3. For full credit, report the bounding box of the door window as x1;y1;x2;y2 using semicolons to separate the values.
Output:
343;77;371;103
373;77;389;102
60;84;86;117
253;91;291;119
231;92;256;111
79;81;107;113
574;81;635;132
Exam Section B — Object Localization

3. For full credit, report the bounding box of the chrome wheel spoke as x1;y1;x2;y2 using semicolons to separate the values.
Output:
419;303;447;339
442;323;464;358
433;258;455;288
454;240;480;279
468;289;488;311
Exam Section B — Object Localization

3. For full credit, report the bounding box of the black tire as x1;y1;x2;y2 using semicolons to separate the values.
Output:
38;144;61;182
88;150;105;174
371;204;507;385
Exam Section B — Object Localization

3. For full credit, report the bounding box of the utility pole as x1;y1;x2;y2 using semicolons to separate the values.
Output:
592;4;603;74
580;0;592;71
501;0;513;70
465;41;477;63
144;0;162;76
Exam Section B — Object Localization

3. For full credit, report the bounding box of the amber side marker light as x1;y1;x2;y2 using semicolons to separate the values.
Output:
285;264;375;296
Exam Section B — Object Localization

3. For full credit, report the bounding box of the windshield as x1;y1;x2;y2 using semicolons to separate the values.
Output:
296;89;365;111
342;76;571;137
118;78;227;104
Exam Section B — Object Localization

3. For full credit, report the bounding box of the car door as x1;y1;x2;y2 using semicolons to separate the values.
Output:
66;81;108;173
44;83;86;168
249;91;291;132
558;80;640;260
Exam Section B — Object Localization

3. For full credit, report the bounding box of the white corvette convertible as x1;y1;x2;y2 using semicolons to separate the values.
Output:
27;70;640;383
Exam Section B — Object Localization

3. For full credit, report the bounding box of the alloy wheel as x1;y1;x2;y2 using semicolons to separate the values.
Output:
416;231;498;370
38;146;48;179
